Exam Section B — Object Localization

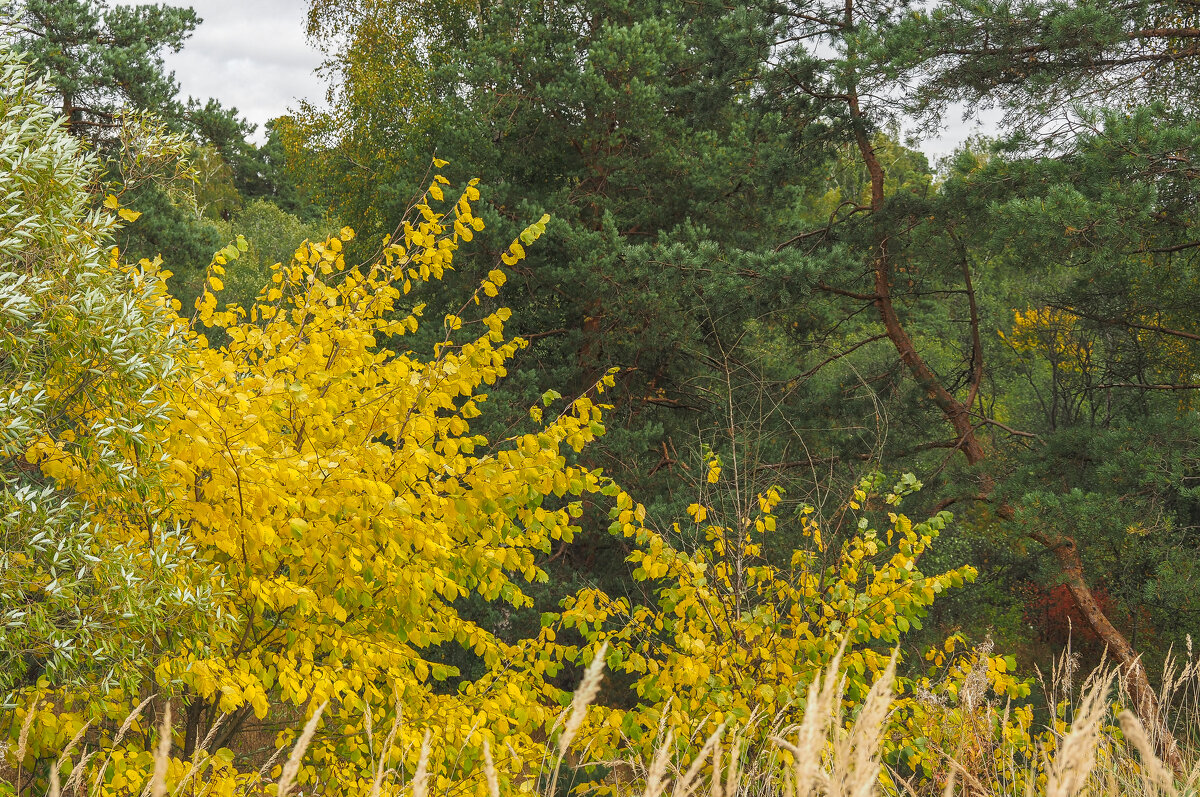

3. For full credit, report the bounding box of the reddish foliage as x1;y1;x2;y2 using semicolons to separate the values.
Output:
1021;581;1114;645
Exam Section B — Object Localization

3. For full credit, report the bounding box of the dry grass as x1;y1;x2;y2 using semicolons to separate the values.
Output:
1043;671;1118;797
6;641;1200;797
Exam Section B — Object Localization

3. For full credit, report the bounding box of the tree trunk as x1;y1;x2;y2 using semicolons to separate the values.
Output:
182;694;207;758
841;23;985;465
835;0;1181;771
1032;531;1185;774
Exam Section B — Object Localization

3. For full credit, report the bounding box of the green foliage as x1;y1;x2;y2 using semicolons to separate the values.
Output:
210;198;334;309
562;470;983;764
291;0;843;555
889;0;1200;132
2;0;305;311
235;119;310;213
8;0;1200;787
113;183;225;315
0;50;217;695
0;45;975;794
1;0;199;138
285;0;1200;716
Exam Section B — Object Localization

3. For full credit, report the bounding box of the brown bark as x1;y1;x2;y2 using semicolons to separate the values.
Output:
842;9;985;466
1032;531;1185;774
182;694;206;758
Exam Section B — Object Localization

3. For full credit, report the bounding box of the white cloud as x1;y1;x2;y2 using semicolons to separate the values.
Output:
111;0;328;140
912;104;1007;164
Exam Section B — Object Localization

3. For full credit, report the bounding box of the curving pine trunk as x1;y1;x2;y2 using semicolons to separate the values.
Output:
1032;531;1186;774
835;0;1182;772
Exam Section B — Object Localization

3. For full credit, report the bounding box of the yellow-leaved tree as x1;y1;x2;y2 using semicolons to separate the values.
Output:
12;157;624;794
148;178;619;794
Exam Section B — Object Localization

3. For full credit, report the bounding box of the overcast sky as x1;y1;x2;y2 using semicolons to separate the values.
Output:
112;0;327;142
912;105;1006;165
115;0;992;159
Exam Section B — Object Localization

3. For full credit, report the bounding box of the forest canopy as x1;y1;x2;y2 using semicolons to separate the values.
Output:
1;0;1200;794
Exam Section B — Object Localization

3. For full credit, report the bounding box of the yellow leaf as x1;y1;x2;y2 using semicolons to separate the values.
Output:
118;207;142;222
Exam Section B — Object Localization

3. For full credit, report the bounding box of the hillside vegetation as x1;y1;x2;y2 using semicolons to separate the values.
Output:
2;0;1200;793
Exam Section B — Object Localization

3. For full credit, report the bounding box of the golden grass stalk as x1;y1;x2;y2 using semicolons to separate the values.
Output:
255;722;292;786
831;651;896;797
560;641;608;757
941;768;957;797
364;701;375;759
149;702;172;797
483;738;500;797
772;646;847;796
276;701;328;797
546;642;609;797
1117;710;1176;794
16;694;38;765
369;704;403;797
1044;671;1117;797
169;713;230;797
673;724;727;797
91;694;156;797
947;761;990;797
54;717;92;784
644;729;674;797
709;736;724;797
63;750;95;796
58;720;91;762
45;717;94;797
723;732;743;797
412;729;433;797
